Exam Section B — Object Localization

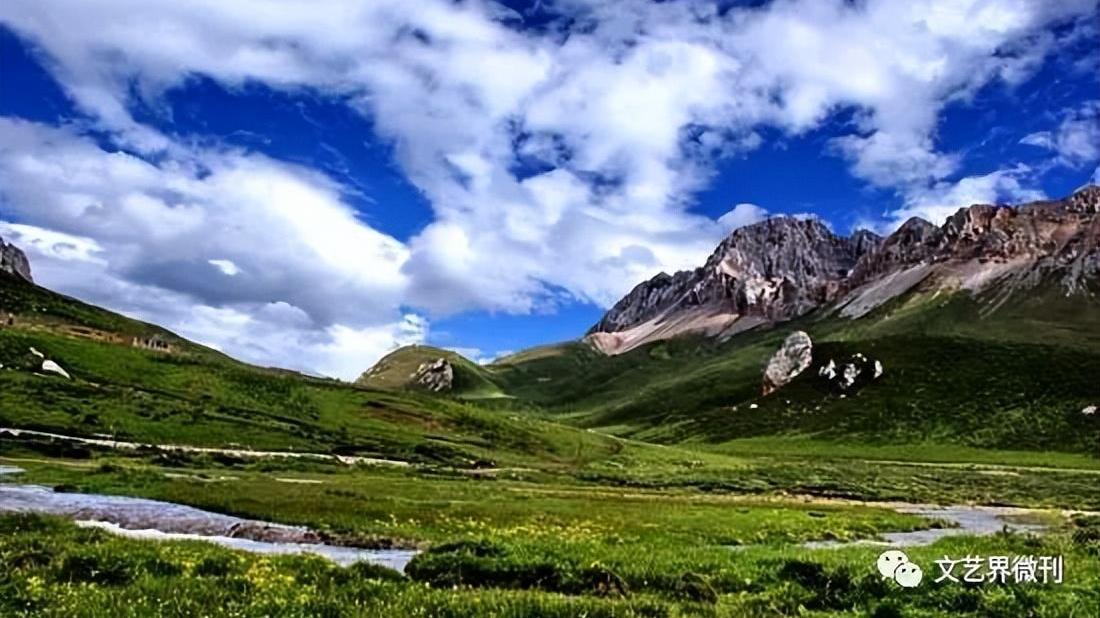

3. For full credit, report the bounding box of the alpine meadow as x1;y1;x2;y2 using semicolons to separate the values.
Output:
2;1;1100;617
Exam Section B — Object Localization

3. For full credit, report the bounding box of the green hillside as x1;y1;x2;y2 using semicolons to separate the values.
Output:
4;268;1100;618
0;273;630;470
488;286;1100;458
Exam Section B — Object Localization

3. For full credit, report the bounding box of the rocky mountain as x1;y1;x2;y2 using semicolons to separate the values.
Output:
0;236;33;283
588;185;1099;354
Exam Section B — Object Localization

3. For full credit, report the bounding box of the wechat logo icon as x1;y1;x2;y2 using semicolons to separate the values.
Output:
877;550;923;588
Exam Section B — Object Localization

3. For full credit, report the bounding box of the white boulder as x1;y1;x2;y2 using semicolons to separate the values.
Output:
762;331;813;395
41;359;71;379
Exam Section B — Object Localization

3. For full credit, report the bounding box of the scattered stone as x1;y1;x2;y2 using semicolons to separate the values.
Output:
29;347;44;359
839;363;860;389
818;353;883;394
1083;405;1097;416
749;403;759;409
41;360;71;379
412;358;454;393
762;331;813;395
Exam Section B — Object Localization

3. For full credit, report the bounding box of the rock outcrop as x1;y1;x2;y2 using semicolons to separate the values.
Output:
588;186;1100;354
588;218;881;354
412;358;453;393
762;331;813;395
818;353;882;393
0;236;32;283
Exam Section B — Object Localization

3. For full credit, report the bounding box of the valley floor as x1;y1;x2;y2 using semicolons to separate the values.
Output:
2;439;1099;617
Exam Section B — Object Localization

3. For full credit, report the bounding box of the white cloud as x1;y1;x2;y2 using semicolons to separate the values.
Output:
0;222;106;265
1020;100;1100;168
717;203;768;232
0;0;1094;374
208;259;241;277
0;118;417;379
888;165;1046;228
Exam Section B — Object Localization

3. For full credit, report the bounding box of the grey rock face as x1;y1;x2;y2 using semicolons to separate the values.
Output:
849;185;1100;293
0;236;33;283
590;218;878;335
412;358;453;393
590;186;1099;346
762;331;813;395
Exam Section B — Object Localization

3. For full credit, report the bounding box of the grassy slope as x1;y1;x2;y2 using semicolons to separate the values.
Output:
0;274;643;470
488;286;1100;459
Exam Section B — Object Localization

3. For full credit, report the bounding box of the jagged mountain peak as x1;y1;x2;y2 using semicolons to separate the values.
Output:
0;236;33;284
589;187;1099;355
587;215;880;353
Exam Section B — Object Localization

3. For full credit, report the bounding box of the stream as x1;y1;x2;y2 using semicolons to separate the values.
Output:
804;504;1048;549
0;471;418;571
0;466;1053;566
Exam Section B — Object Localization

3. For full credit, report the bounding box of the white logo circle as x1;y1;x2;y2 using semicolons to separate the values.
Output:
876;550;909;578
893;561;923;588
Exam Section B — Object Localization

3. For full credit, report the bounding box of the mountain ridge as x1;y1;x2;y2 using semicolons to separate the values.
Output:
587;185;1100;354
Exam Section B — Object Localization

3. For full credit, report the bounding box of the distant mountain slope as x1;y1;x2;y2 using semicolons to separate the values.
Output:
493;288;1100;453
588;186;1100;354
488;187;1100;455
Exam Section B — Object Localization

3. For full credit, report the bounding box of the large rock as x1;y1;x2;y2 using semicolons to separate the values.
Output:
0;236;33;283
762;331;813;395
412;358;453;393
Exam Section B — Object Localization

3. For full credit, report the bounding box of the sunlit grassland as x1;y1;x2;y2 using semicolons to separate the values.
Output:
2;509;1098;617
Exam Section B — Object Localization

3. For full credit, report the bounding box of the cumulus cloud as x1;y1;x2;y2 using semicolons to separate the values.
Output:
0;0;1094;374
889;165;1046;228
0;118;419;378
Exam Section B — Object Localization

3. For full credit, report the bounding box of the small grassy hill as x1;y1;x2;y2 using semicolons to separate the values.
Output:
356;345;505;399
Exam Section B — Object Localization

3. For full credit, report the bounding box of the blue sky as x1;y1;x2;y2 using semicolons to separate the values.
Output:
0;0;1097;378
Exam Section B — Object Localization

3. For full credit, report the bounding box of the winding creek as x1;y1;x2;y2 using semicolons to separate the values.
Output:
0;469;418;571
0;466;1057;569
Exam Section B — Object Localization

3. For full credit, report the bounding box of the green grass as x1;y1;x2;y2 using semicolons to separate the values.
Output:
0;277;643;471
483;289;1100;463
5;261;1100;615
707;437;1100;471
6;455;928;547
3;508;1098;617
